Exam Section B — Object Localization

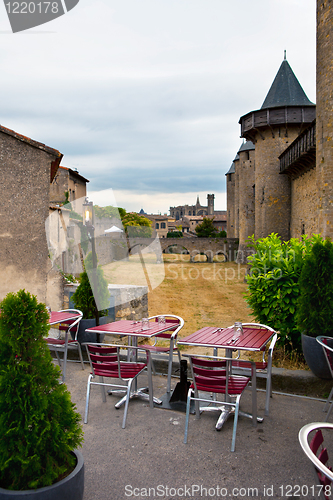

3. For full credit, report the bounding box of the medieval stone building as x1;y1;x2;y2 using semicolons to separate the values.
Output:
170;194;216;220
227;0;333;258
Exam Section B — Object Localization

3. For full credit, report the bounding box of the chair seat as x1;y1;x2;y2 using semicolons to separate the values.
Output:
233;360;268;371
190;376;249;395
140;343;177;353
46;338;78;346
92;362;147;379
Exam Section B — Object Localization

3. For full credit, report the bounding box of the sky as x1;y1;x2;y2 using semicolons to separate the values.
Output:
0;0;316;215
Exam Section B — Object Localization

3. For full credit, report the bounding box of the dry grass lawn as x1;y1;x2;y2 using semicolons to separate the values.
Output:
102;253;307;369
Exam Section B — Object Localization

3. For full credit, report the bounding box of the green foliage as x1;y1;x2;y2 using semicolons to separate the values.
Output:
245;233;323;352
0;290;83;490
94;205;126;220
167;231;183;238
122;212;153;237
296;239;333;337
72;252;109;319
218;230;227;238
195;217;218;238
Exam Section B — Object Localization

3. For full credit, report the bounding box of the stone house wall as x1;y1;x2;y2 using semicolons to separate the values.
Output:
0;126;62;305
50;166;88;205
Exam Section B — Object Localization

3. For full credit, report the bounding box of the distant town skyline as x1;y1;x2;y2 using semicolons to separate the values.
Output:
0;0;316;215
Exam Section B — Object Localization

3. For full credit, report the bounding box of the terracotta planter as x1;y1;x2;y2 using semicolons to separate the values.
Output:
0;450;84;500
302;333;333;379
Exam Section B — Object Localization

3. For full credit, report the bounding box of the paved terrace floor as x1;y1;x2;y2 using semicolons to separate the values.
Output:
63;360;332;500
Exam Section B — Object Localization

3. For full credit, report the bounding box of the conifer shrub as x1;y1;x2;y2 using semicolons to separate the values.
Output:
0;289;83;490
296;239;333;337
71;252;109;319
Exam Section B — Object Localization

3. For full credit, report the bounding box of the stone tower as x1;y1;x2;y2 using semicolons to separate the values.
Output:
207;194;215;215
239;55;316;241
316;0;333;238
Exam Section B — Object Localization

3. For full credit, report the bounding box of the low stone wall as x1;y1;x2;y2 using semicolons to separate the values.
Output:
64;283;148;321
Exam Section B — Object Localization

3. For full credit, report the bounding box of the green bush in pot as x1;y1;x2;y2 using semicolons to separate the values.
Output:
296;239;333;378
71;252;109;320
0;289;83;491
296;238;333;337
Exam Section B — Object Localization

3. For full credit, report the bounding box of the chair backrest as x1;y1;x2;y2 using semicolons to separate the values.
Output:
85;344;120;378
189;356;237;395
57;309;83;339
317;336;333;378
150;315;184;340
299;422;333;499
228;322;277;356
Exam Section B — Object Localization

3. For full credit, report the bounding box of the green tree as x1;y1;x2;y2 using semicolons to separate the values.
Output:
94;205;126;219
0;290;83;490
195;217;218;238
122;212;153;237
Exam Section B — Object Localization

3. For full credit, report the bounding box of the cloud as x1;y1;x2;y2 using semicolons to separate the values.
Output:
0;0;316;214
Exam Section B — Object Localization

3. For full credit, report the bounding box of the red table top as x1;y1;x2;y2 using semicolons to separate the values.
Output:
85;319;175;338
177;326;274;352
49;311;81;325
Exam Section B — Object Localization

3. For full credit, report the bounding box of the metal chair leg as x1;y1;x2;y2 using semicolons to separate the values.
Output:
324;386;333;413
231;395;240;452
122;382;132;429
183;387;192;444
84;374;93;424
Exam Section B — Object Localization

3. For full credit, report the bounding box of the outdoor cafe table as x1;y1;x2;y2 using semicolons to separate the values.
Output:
49;310;81;326
84;319;176;406
177;325;275;429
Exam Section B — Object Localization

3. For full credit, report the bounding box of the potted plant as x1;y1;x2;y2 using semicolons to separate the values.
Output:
0;289;84;499
71;252;111;343
296;238;333;378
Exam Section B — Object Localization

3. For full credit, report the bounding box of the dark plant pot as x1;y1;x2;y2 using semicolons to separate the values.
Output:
0;449;84;500
75;315;110;344
302;333;333;379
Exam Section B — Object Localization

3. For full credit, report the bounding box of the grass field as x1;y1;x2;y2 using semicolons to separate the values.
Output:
103;253;252;338
102;253;307;369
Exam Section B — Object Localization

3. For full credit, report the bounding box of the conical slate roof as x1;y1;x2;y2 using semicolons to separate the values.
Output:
225;162;235;175
261;59;314;109
238;140;255;153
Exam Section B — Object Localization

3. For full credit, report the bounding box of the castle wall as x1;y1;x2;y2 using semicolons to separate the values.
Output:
238;149;255;244
316;0;333;238
290;168;318;238
253;128;299;241
226;173;235;237
234;159;240;237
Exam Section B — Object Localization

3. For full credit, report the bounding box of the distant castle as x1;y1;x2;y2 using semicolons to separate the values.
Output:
226;1;333;259
170;194;219;220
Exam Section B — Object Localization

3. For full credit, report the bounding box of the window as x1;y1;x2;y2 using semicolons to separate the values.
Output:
161;222;166;229
156;223;159;229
